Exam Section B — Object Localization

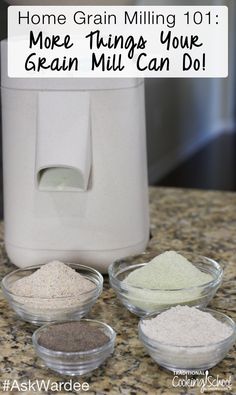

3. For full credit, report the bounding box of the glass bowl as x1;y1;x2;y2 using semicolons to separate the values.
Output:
32;319;116;376
139;308;236;372
108;251;223;316
1;263;103;325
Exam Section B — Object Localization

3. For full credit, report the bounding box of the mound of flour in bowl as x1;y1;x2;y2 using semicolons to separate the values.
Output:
11;261;95;298
125;251;213;289
141;305;233;346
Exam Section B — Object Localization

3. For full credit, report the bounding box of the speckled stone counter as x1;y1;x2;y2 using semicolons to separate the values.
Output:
0;187;235;394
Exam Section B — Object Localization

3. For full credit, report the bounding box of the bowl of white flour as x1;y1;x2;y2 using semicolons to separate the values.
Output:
139;305;236;371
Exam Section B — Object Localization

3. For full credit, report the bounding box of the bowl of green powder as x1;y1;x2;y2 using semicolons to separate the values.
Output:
2;261;103;325
108;251;223;316
139;306;236;371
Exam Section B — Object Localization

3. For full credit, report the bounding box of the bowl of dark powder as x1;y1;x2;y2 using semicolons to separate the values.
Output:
32;320;116;376
1;261;103;325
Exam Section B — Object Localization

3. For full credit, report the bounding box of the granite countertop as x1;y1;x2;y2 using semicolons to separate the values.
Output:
0;187;235;394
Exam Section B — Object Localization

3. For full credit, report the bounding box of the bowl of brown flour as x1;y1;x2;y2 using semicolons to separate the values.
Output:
1;261;103;325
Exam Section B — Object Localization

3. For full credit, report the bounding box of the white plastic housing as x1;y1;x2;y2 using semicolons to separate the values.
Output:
1;40;149;272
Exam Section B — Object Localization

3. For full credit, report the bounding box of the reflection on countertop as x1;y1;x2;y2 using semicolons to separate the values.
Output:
0;187;235;394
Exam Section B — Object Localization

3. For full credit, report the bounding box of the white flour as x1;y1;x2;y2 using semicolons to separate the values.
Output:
141;305;233;346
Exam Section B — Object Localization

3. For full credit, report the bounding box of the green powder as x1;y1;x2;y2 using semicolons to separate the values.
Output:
125;251;212;289
123;251;213;313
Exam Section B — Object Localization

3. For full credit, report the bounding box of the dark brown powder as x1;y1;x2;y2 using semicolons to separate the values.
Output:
38;322;109;352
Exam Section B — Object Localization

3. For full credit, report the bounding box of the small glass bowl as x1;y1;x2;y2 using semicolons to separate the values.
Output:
32;319;116;376
1;263;103;325
139;308;236;372
109;251;223;316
